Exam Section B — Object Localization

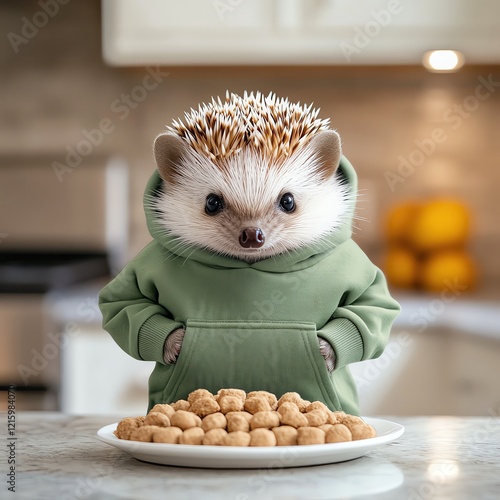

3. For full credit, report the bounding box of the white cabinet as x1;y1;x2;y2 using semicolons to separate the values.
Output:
61;326;155;415
352;327;500;417
447;332;500;416
45;284;154;415
102;0;500;65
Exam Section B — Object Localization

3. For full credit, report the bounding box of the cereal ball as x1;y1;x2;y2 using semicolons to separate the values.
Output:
150;404;175;419
187;389;214;405
153;426;183;444
247;391;278;409
325;424;352;443
366;425;377;438
250;411;280;430
325;411;338;425
277;402;299;415
278;404;308;428
129;425;157;442
277;392;308;411
332;411;347;421
201;412;227;432
281;412;308;428
227;414;250;433
202;428;228;446
306;401;329;413
222;431;251;447
226;411;253;423
347;423;374;441
135;416;146;426
216;388;246;403
144;411;171;428
272;426;298;446
250;428;277;447
318;424;334;433
305;409;328;427
338;414;361;425
218;396;244;414
244;397;271;414
179;427;205;445
339;415;374;440
300;401;311;412
170;410;202;430
171;400;190;411
277;392;301;407
189;397;220;418
297;427;325;445
114;418;139;440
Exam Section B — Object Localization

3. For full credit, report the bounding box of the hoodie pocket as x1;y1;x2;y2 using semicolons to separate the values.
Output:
162;319;342;410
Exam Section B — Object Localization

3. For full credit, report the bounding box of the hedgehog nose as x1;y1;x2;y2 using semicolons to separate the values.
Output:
239;228;265;248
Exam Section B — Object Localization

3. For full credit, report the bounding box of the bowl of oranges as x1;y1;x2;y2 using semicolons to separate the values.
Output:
383;199;476;293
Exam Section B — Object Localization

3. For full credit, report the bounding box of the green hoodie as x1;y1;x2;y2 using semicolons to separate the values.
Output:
99;156;400;414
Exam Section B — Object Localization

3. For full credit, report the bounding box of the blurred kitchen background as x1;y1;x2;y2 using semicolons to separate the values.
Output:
1;0;499;416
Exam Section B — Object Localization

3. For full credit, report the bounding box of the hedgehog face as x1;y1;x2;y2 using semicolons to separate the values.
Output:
153;130;349;262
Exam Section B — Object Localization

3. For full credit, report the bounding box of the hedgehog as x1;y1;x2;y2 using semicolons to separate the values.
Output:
152;91;350;262
99;91;400;415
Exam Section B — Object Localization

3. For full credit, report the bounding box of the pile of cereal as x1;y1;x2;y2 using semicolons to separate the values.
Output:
114;389;376;446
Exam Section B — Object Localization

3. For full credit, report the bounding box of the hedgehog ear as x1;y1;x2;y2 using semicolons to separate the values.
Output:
307;130;342;179
154;133;190;183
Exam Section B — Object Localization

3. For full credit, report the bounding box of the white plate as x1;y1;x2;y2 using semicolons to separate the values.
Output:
97;417;404;469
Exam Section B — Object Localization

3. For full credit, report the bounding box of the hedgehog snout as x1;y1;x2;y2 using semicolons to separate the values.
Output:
239;228;265;249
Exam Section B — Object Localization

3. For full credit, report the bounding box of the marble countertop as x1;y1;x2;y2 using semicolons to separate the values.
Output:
4;413;500;499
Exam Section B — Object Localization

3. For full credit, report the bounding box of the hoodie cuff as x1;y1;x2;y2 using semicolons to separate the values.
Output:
138;314;183;364
317;318;363;369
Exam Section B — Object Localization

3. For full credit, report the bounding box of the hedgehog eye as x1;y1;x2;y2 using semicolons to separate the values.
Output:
205;193;224;215
279;193;295;213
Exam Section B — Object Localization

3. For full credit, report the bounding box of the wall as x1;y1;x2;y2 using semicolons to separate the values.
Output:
1;1;499;283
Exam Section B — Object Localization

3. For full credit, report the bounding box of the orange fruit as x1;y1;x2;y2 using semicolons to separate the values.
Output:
409;199;471;253
420;250;476;293
385;202;419;244
384;247;419;289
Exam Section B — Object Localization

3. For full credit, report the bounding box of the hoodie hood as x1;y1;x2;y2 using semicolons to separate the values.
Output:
144;156;358;272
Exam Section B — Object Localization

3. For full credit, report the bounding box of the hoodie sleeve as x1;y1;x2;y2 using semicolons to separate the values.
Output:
317;251;400;371
98;248;183;364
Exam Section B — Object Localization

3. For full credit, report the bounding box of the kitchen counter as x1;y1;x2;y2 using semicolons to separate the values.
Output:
4;413;500;499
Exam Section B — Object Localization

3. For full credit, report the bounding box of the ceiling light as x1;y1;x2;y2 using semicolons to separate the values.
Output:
423;50;464;72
